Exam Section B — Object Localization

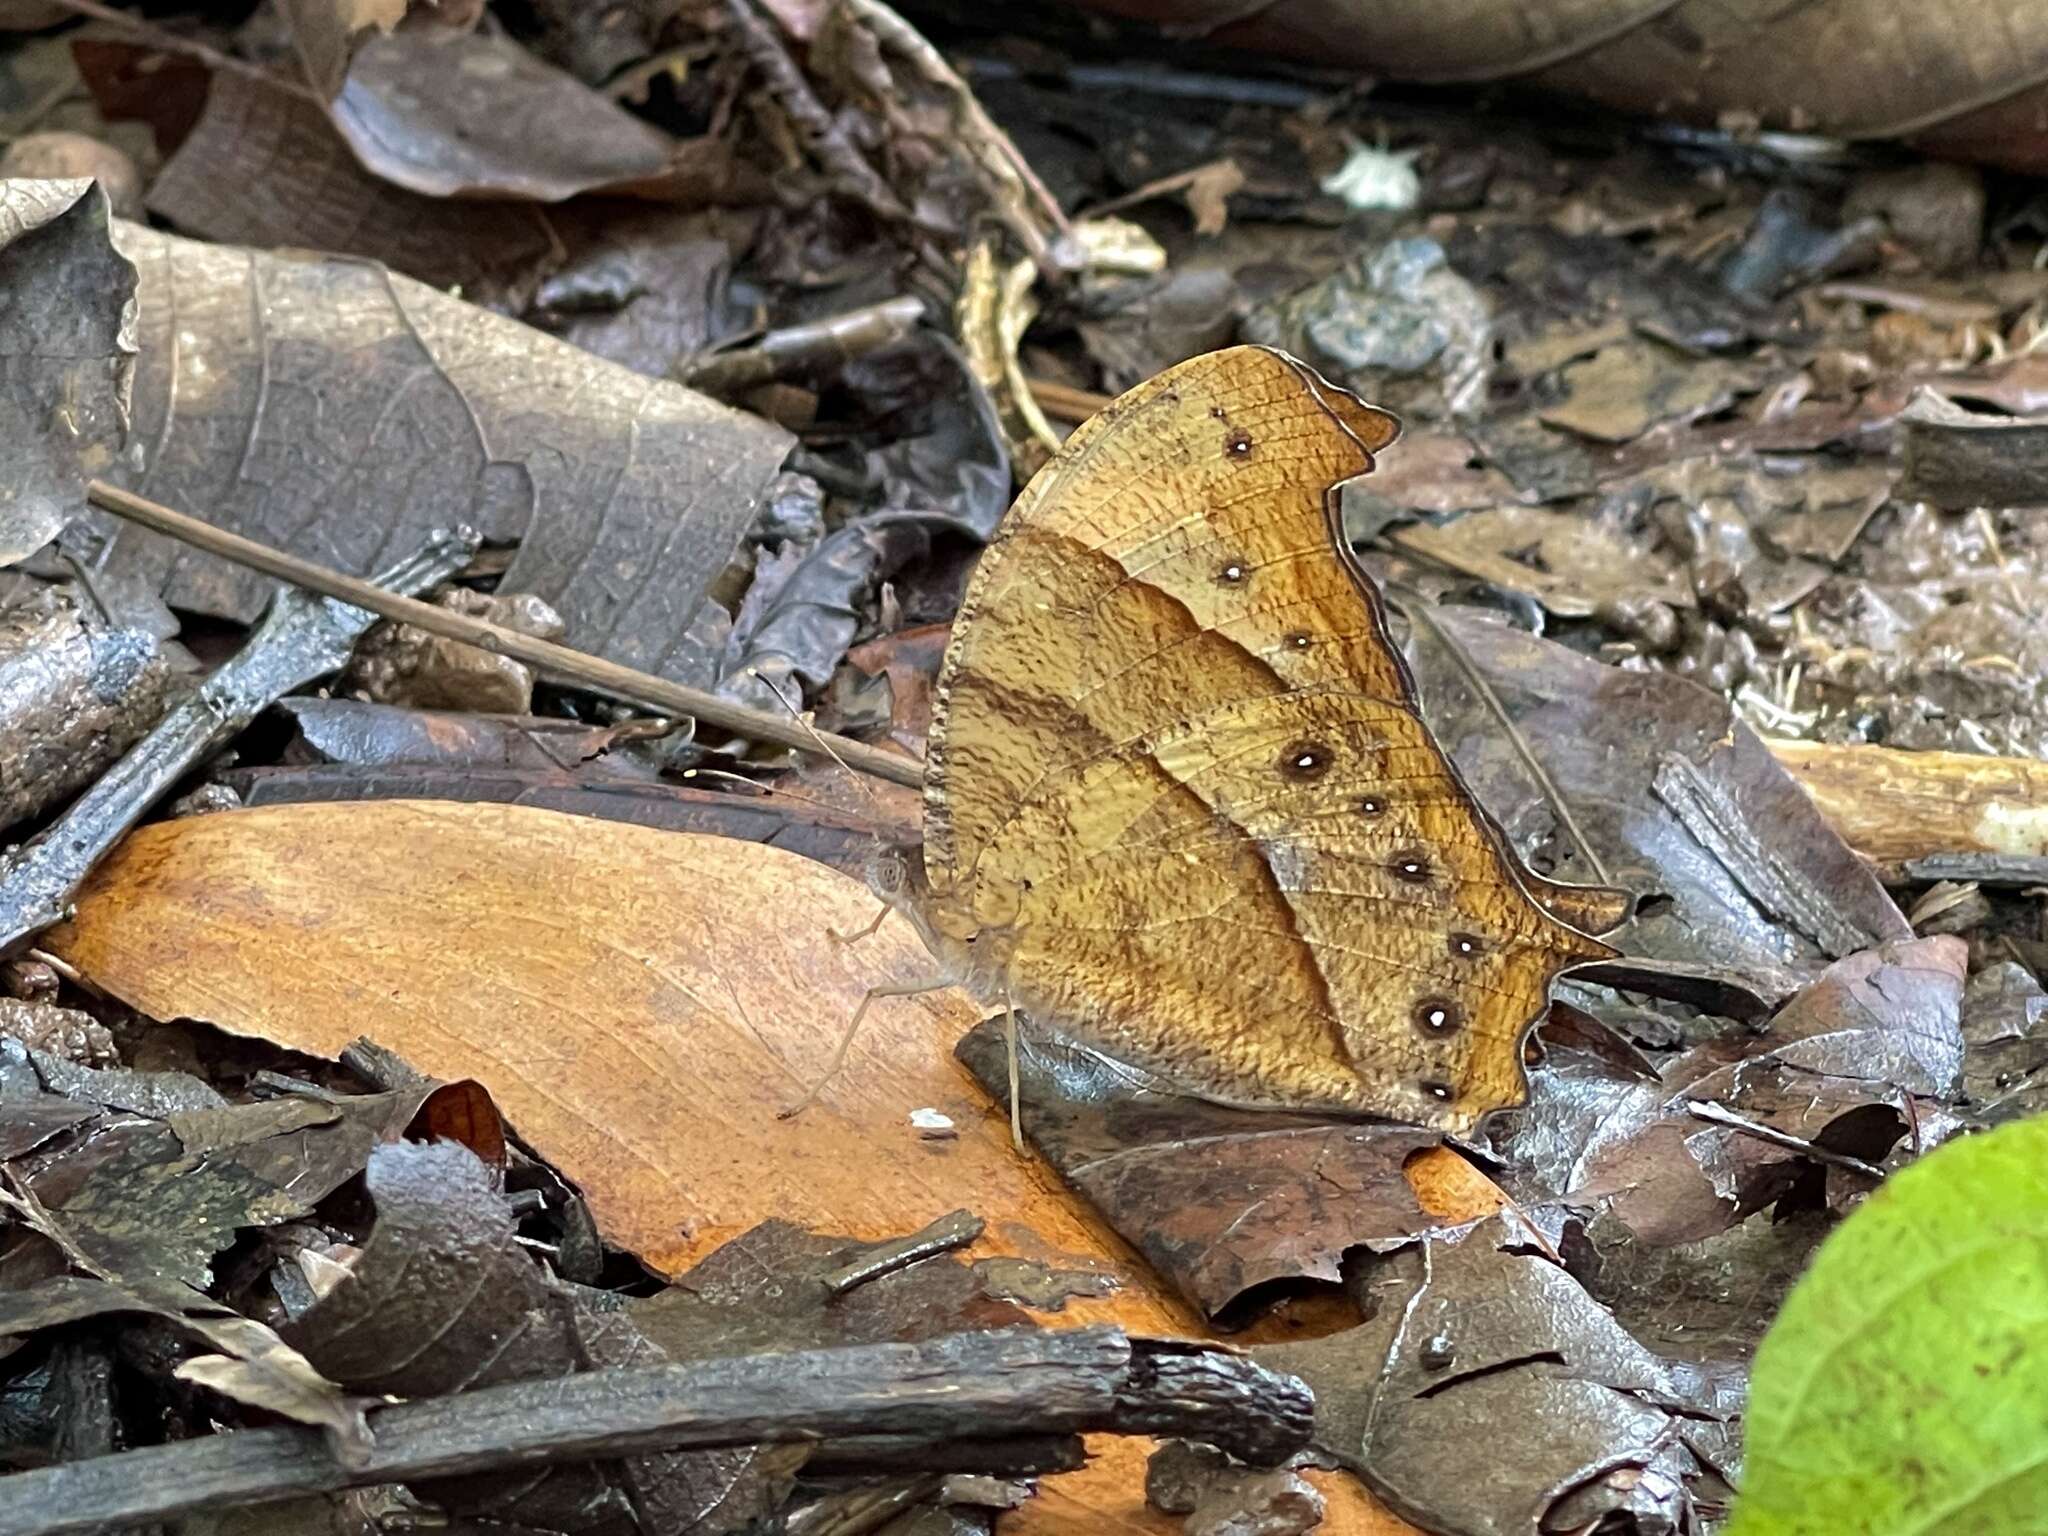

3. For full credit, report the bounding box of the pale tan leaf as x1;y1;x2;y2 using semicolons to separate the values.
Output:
50;799;1465;1536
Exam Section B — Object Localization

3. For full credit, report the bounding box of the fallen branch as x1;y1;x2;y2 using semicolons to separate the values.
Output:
0;1328;1312;1536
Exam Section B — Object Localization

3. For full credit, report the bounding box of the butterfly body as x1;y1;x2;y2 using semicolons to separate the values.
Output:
904;346;1619;1134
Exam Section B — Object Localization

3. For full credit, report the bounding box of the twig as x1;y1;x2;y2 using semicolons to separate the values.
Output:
680;296;926;394
1026;376;1113;424
0;1328;1313;1536
82;482;925;792
1685;1100;1888;1181
821;1208;986;1296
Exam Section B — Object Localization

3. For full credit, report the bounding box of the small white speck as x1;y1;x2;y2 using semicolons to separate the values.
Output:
910;1107;956;1139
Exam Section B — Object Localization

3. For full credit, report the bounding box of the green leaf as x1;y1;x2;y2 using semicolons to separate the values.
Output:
1729;1115;2048;1536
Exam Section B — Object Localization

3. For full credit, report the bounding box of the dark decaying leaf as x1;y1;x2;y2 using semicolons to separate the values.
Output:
146;72;559;303
956;1024;1442;1321
223;765;900;876
313;26;676;201
1896;386;2048;508
0;584;173;833
840;334;1012;536
1255;1218;1738;1536
7;1042;438;1290
1409;608;1911;995
1562;1204;1833;1365
0;179;135;565
0;1275;365;1448
86;218;791;689
634;1218;1033;1362
531;206;752;380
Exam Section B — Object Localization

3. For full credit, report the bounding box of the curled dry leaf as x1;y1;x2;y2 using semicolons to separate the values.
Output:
316;28;677;201
97;219;790;686
1076;0;2048;171
0;180;136;566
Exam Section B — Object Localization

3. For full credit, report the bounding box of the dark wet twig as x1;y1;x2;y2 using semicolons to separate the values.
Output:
0;1328;1313;1536
1685;1100;1888;1180
1389;590;1614;887
822;1208;987;1295
0;525;478;959
83;482;926;790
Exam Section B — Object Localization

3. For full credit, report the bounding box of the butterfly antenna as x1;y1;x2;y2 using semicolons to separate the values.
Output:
747;667;883;808
1389;590;1613;888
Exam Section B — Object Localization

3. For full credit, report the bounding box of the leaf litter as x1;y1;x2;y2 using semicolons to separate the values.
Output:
1;3;2048;1533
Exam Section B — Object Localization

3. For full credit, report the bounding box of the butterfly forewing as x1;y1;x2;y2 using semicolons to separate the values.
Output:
925;346;1408;895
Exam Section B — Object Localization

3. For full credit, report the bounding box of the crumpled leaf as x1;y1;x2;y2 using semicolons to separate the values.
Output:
1257;1217;1737;1536
1502;938;1966;1254
93;215;790;688
286;1139;791;1534
1729;1114;2048;1536
1959;960;2048;1124
956;1022;1442;1321
0;179;135;565
1408;607;1911;996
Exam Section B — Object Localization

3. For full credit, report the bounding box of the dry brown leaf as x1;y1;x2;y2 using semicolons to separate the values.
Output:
51;799;1459;1535
1077;0;2048;170
98;219;789;686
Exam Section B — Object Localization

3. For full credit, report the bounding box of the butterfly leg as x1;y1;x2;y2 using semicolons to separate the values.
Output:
778;975;953;1121
1003;992;1024;1153
829;901;891;947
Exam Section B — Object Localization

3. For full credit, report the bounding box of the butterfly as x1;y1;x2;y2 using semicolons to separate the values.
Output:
871;345;1622;1134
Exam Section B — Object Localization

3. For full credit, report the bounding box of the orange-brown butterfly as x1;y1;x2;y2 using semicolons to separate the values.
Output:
872;345;1623;1134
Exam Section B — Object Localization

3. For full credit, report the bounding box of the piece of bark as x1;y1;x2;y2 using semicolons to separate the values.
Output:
1897;387;2048;507
1765;737;2048;867
0;590;172;832
0;1329;1314;1536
